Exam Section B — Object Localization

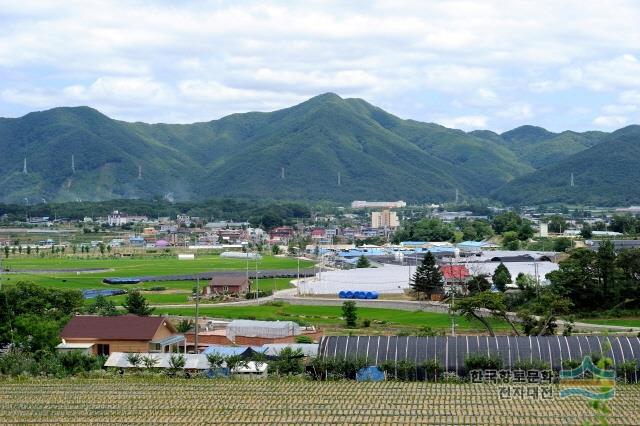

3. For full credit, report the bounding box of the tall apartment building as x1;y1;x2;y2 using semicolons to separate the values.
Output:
371;209;399;229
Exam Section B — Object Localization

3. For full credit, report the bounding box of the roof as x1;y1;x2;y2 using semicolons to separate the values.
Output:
319;335;640;374
104;352;210;370
61;315;175;341
227;320;301;340
440;265;470;279
208;274;250;287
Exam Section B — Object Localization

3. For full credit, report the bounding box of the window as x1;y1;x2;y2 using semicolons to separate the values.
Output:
222;286;229;292
96;344;110;356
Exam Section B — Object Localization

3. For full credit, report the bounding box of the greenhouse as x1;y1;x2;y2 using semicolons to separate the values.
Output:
318;335;640;374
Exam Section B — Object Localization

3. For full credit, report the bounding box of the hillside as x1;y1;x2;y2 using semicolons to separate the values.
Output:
0;93;633;204
494;125;640;205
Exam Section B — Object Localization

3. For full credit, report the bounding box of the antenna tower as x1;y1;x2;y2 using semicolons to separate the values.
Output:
337;172;341;186
71;155;75;174
570;173;574;187
455;188;459;204
281;167;285;179
22;158;27;174
138;165;142;180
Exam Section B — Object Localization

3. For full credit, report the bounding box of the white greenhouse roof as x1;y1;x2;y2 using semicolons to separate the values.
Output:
227;320;301;340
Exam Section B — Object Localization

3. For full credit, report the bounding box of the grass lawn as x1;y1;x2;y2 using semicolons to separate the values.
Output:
157;303;513;333
577;317;640;328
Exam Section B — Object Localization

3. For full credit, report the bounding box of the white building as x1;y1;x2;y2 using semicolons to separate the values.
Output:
107;210;149;227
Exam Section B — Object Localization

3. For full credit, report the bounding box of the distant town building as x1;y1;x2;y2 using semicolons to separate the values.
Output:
351;200;406;209
371;209;399;229
107;210;148;226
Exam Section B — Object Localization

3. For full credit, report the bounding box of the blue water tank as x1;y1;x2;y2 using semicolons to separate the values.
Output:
354;291;365;299
338;291;347;299
344;291;354;299
370;291;379;299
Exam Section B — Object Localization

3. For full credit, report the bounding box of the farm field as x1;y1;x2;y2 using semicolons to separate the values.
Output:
0;378;637;425
0;255;312;294
159;303;513;333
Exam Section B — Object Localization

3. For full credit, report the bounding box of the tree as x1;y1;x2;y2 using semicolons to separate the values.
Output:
501;231;520;250
175;319;193;333
271;245;281;255
341;301;357;327
123;290;154;316
492;263;511;292
580;224;593;239
225;354;248;373
596;240;616;297
271;347;304;375
467;275;491;295
553;237;572;253
410;252;443;300
3;245;8;258
393;218;454;243
87;295;118;316
356;255;370;268
547;215;567;233
452;291;520;337
517;289;573;336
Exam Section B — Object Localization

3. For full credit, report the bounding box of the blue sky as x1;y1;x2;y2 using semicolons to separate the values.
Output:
1;0;640;132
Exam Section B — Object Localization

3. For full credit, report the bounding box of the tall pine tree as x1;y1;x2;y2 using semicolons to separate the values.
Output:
411;251;443;300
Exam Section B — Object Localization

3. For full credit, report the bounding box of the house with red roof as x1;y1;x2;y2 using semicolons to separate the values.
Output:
57;315;184;356
440;265;471;284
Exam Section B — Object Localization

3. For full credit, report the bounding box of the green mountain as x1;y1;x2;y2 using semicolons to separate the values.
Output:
470;126;607;168
494;125;640;205
0;93;634;205
0;93;532;203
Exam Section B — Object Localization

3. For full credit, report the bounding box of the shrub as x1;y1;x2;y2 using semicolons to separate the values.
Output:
422;360;443;381
295;335;314;344
126;353;142;368
464;354;503;372
513;359;550;371
561;359;581;370
341;301;357;328
617;360;638;383
362;319;371;328
245;290;273;299
271;347;305;376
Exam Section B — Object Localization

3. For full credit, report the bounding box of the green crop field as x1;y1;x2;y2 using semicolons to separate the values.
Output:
0;378;637;425
0;255;313;294
158;303;513;333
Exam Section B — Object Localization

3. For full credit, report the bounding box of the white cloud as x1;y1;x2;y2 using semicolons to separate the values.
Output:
439;115;488;130
2;1;640;130
593;115;628;127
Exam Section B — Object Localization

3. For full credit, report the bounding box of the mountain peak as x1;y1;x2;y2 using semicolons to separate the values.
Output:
501;125;556;144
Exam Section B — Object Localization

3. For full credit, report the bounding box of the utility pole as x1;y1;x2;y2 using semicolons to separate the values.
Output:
194;277;200;353
71;154;75;174
297;256;300;296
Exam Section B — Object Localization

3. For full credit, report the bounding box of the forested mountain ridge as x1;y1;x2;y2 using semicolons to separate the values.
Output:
0;93;635;204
